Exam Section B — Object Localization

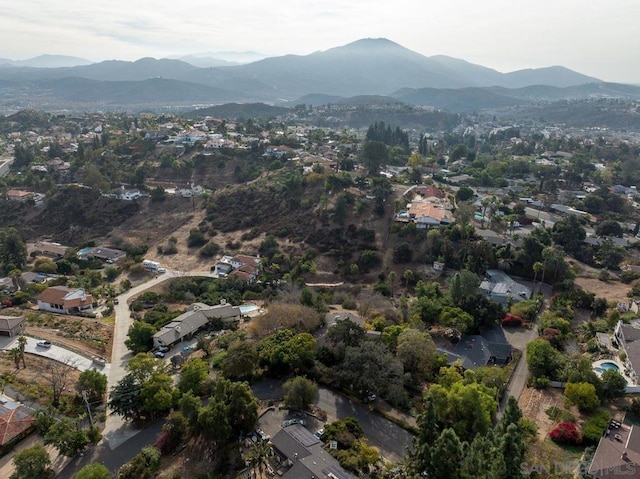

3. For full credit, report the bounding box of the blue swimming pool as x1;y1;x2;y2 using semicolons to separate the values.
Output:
239;304;259;314
600;361;621;372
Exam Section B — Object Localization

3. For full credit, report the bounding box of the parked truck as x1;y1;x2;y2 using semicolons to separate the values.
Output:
143;259;160;271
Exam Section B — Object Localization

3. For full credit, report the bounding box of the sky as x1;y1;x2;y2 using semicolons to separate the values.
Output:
2;0;639;83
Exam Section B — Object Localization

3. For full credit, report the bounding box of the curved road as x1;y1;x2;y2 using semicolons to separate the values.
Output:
102;269;217;449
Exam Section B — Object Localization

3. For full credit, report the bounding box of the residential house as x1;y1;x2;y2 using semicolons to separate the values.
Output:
175;183;204;198
0;395;36;452
5;189;33;202
0;316;25;337
270;424;356;479
153;302;241;349
588;417;640;478
614;320;640;385
439;326;513;370
32;241;69;258
78;246;127;263
397;198;452;229
37;286;94;314
550;203;589;218
480;270;531;305
228;255;261;283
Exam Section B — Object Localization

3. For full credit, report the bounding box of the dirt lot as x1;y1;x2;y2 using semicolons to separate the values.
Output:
0;352;81;408
571;258;632;302
17;309;114;360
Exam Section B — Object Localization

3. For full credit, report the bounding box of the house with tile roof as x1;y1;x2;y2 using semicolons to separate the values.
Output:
0;394;36;452
36;286;94;314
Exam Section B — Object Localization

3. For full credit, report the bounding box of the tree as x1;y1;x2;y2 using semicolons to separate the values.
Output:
117;446;160;479
396;329;438;382
43;356;77;407
339;341;404;403
221;340;257;379
327;318;366;348
257;329;316;376
439;306;475;336
596;220;624;238
411;398;439;476
150;185;166;202
125;321;157;354
0;227;27;269
17;335;27;368
178;358;209;395
430;428;463;479
549;421;582;445
600;369;627;399
283;376;318;411
45;417;90;456
427;381;497;441
526;338;562;380
74;463;112;479
77;369;108;403
551;215;586;256
455;186;474;202
197;379;258;446
10;347;21;369
564;382;600;412
10;444;53;479
361;140;388;175
108;374;143;422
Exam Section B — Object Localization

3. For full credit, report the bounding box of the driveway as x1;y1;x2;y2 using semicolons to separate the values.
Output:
102;269;217;450
0;336;110;375
252;380;413;463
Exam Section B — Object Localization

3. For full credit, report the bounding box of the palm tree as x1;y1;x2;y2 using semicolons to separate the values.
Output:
17;335;27;368
247;440;272;479
10;347;21;369
533;261;543;292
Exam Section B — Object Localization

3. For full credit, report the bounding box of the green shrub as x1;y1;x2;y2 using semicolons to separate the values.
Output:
583;409;611;445
545;406;576;423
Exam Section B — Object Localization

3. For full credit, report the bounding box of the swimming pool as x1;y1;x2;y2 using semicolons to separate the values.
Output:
600;361;621;372
239;304;259;315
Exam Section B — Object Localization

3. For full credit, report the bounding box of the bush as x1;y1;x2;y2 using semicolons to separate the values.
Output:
549;421;582;445
583;410;611;445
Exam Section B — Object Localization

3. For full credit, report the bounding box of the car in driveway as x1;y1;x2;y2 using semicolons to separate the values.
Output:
314;428;325;439
282;418;306;428
36;340;52;348
154;351;165;358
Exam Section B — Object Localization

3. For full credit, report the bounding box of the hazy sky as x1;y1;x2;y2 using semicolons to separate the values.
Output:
2;0;639;83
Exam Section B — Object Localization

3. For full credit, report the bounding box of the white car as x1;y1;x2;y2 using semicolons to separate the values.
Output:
36;340;52;348
157;267;166;274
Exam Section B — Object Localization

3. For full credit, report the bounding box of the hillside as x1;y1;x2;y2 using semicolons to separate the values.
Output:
0;38;607;113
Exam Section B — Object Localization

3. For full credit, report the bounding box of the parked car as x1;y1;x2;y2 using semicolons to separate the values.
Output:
92;356;107;365
154;351;165;358
282;418;306;428
314;428;325;439
158;345;169;353
157;267;166;274
181;345;194;353
36;340;51;348
364;393;377;403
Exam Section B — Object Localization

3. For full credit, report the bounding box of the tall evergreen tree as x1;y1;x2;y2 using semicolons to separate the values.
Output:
411;398;439;475
431;428;463;479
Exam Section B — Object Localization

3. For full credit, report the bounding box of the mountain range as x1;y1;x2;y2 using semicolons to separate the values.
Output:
1;38;638;114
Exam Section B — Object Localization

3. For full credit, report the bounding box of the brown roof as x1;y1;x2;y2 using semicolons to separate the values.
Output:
415;185;445;199
5;189;32;198
36;286;69;304
34;241;69;256
408;201;447;222
0;401;35;446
